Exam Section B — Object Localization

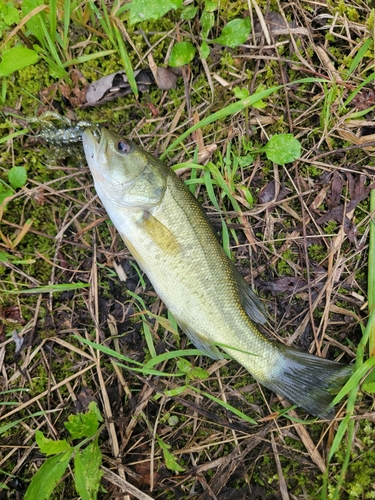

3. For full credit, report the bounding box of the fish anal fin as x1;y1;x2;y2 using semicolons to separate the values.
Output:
233;266;268;325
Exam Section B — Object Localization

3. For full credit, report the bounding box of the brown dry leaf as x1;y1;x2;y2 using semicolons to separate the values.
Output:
258;180;277;204
74;386;97;413
258;180;292;204
30;187;46;206
315;172;375;244
310;185;330;210
133;461;163;488
346;172;375;213
0;305;25;324
352;88;375;110
327;171;343;208
192;110;204;151
337;127;375;151
155;67;179;90
60;81;87;108
84;68;178;106
259;277;306;293
329;304;363;324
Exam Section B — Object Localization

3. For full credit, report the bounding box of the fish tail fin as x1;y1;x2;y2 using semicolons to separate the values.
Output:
265;345;353;418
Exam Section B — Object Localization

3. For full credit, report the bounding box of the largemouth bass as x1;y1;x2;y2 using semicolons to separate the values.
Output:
83;128;352;418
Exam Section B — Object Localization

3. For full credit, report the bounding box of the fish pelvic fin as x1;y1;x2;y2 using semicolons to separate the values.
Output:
177;320;224;360
265;345;353;419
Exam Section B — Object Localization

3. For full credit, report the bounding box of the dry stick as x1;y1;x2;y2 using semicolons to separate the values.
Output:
294;167;321;355
2;417;45;475
90;244;125;480
0;363;96;421
320;225;347;355
275;0;315;72
271;433;290;500
55;195;98;241
280;165;333;348
102;466;155;500
215;367;240;447
0;4;47;50
8;314;52;385
309;141;375;161
121;383;155;451
107;318;133;401
161;99;186;152
277;398;326;473
248;0;271;44
196;423;274;500
0;261;40;286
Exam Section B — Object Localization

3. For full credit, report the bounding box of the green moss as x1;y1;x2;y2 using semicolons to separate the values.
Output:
308;243;327;261
327;420;375;499
275;248;296;275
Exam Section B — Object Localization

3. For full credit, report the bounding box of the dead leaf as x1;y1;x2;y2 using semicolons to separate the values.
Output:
0;305;24;323
12;330;24;354
315;173;375;244
74;387;97;413
259;277;306;293
346;172;375;213
337;127;375;151
30;187;46;206
258;180;292;204
328;171;343;208
155;67;179;90
309;185;330;210
352;88;375;110
84;68;179;107
258;180;276;204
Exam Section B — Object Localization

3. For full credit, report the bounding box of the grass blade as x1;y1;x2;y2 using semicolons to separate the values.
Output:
49;0;57;43
345;38;372;78
3;283;90;294
112;21;138;98
368;188;375;357
62;50;117;67
161;78;326;159
63;0;71;50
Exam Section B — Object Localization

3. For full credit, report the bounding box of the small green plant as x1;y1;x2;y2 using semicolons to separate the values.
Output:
156;435;185;472
0;2;19;37
0;46;39;77
0;165;27;204
262;134;302;165
25;402;104;500
129;0;182;23
128;0;251;67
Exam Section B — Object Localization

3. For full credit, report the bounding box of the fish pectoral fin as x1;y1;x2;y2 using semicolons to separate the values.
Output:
233;266;268;325
178;320;224;360
138;211;180;254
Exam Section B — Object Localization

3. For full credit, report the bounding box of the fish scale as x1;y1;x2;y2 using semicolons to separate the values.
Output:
83;127;352;419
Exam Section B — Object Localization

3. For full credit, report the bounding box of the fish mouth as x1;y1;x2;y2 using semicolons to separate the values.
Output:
82;127;108;165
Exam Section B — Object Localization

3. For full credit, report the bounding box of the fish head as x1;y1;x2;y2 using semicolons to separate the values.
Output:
82;128;167;209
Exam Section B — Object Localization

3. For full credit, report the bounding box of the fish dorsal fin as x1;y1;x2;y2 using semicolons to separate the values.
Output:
232;266;268;325
177;319;224;360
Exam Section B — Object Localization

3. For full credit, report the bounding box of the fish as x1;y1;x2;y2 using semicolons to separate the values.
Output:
82;127;352;419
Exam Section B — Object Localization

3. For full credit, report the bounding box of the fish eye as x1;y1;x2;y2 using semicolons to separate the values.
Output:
116;140;131;153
